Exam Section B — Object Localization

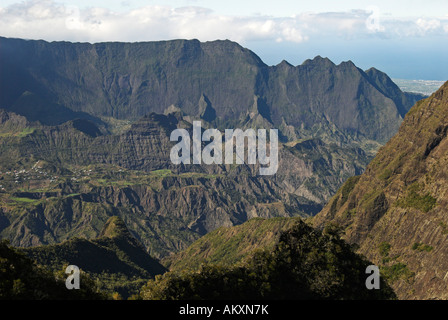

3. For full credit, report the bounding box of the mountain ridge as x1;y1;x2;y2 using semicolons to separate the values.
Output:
0;36;427;270
140;217;397;300
0;36;418;146
21;215;167;298
313;81;448;299
0;108;373;259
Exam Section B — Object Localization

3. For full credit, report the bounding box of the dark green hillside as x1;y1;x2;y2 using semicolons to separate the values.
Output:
0;239;105;299
22;216;167;299
163;217;303;271
140;219;396;300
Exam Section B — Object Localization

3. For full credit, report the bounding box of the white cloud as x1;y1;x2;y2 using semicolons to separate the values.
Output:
0;0;447;44
0;1;306;43
416;18;442;32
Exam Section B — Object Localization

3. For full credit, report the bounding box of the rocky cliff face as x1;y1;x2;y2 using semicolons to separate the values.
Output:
0;37;424;264
0;37;417;145
0;108;370;258
314;81;448;299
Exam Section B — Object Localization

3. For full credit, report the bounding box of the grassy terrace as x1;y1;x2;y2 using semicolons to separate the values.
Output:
10;196;39;204
0;127;36;138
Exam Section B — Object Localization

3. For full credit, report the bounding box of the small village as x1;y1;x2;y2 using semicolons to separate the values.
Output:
0;161;94;193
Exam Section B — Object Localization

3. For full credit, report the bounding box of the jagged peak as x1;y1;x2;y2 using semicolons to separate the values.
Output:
199;94;216;122
301;56;335;67
364;67;395;83
338;60;356;68
164;104;183;116
251;95;272;121
276;59;294;68
98;216;131;239
365;66;380;74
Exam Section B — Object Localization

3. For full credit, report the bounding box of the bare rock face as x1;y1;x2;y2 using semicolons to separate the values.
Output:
0;37;417;145
314;81;448;300
0;36;425;263
0;109;371;259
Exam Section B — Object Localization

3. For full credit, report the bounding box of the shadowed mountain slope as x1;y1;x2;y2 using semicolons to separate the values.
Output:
0;36;425;265
0;36;419;145
22;216;167;298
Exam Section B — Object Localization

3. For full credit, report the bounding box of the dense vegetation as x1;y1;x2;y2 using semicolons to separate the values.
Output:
2;217;397;300
0;239;105;299
21;216;166;299
140;221;396;300
164;217;303;271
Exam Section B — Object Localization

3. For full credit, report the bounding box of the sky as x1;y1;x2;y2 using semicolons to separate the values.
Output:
0;0;447;80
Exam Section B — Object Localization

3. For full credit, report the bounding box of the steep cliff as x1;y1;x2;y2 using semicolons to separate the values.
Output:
0;37;417;145
314;81;448;299
0;37;425;267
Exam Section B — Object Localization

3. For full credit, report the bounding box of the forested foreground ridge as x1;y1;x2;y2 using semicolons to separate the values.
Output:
1;217;396;300
139;220;396;300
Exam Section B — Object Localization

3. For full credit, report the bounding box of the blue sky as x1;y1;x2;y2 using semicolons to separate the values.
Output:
1;0;447;80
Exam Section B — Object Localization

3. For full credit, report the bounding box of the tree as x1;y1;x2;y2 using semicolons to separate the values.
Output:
0;240;106;300
139;221;397;300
